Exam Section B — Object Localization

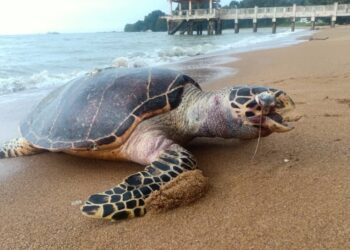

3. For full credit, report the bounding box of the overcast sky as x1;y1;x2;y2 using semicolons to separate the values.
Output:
0;0;233;35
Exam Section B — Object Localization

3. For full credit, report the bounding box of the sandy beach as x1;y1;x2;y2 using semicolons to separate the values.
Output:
1;26;350;249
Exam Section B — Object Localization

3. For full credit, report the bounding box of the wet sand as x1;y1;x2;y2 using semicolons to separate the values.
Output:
1;26;350;249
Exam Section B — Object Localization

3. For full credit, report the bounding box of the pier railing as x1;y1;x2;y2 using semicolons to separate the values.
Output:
164;3;350;35
172;9;217;19
168;4;350;20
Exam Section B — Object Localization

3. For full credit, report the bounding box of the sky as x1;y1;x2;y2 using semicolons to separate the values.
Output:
0;0;232;35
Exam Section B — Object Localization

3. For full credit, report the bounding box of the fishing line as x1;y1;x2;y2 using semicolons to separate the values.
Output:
251;110;263;161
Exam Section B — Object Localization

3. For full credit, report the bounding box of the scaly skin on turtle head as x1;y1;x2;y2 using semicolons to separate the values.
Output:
228;86;301;138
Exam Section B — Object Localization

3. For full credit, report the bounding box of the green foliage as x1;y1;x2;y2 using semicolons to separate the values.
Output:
124;10;167;32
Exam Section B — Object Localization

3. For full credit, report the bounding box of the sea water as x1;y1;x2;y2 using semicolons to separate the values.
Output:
0;28;311;97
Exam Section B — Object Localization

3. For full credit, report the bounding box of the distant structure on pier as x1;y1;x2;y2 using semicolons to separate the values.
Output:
164;1;350;35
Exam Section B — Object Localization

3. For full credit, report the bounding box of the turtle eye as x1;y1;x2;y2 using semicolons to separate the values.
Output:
256;91;276;107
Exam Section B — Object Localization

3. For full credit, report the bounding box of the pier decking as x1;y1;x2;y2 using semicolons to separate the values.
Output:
164;1;350;35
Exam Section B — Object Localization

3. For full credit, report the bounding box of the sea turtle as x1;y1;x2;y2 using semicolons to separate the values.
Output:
0;67;300;221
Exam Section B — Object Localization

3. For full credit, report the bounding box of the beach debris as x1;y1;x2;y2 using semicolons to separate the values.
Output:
284;158;290;163
336;98;350;105
71;200;82;206
309;36;329;41
324;113;340;117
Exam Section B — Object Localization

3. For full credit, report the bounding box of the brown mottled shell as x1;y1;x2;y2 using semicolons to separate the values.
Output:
20;67;201;150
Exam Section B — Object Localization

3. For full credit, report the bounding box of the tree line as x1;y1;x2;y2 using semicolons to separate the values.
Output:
124;10;167;32
124;0;350;32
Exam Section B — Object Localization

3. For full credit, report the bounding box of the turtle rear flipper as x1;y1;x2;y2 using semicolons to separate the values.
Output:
0;138;44;159
81;145;198;221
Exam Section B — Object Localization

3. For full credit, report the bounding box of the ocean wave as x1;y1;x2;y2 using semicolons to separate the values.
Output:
110;30;305;70
158;43;215;58
111;43;217;69
112;57;150;68
0;28;310;96
0;70;84;95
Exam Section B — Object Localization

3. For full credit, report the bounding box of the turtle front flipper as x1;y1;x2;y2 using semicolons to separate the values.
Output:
0;138;44;159
81;145;197;221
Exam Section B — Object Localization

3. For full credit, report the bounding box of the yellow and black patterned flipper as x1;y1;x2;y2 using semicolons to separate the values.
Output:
81;145;197;221
0;138;44;159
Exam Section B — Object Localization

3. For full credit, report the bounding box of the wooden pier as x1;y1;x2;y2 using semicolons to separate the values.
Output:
164;1;350;35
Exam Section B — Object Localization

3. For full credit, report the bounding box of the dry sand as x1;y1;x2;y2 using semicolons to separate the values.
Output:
0;26;350;249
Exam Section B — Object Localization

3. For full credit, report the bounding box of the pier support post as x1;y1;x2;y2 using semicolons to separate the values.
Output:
331;15;337;28
208;20;214;35
196;22;203;35
234;7;239;34
187;20;193;35
253;6;258;32
291;4;296;32
272;7;277;34
215;20;222;35
220;20;223;34
311;21;315;30
167;20;175;35
272;21;277;34
331;18;336;28
253;22;258;32
234;20;239;34
311;15;315;30
311;8;316;30
331;2;338;28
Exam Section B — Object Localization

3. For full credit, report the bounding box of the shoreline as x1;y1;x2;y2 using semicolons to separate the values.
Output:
170;27;312;85
1;26;350;249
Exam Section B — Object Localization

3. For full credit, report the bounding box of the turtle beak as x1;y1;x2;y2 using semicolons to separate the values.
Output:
264;92;302;133
247;91;301;133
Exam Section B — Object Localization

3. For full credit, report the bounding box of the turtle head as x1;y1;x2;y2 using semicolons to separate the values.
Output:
228;86;301;138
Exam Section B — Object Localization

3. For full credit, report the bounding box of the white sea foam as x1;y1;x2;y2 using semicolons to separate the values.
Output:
112;56;149;68
111;29;309;70
0;70;85;95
